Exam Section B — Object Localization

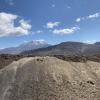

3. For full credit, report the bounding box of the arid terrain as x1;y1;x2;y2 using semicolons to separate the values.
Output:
0;0;100;99
0;42;100;100
0;56;100;100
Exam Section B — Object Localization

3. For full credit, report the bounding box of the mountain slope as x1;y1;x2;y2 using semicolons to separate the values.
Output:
0;40;50;54
0;57;100;100
21;41;100;56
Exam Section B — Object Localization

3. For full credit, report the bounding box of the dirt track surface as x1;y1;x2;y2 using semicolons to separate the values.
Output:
0;56;100;100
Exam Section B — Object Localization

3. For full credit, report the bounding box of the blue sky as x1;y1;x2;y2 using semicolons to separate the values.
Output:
0;0;100;48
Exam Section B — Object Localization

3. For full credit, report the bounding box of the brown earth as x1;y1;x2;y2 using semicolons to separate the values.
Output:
0;54;100;70
0;56;100;100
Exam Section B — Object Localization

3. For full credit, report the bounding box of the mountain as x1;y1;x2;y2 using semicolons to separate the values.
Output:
21;41;100;56
0;56;100;100
0;40;50;54
94;42;100;45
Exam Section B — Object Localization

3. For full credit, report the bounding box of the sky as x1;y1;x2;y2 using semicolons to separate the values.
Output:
0;0;100;48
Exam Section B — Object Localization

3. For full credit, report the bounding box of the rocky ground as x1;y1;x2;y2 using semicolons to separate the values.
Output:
0;54;100;70
0;54;22;69
0;56;100;100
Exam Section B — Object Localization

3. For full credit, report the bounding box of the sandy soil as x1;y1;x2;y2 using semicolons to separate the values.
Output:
0;56;100;100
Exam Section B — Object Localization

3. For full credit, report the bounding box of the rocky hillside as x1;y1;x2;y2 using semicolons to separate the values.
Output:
0;57;100;100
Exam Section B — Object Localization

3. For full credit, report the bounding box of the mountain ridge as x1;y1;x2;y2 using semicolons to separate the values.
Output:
0;40;50;54
21;41;100;56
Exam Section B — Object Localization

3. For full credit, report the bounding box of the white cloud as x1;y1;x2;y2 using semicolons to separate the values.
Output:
76;13;100;22
20;20;31;31
88;13;100;19
75;17;85;22
23;40;28;43
53;27;80;35
76;18;81;22
46;22;60;29
83;40;97;44
34;39;46;42
0;12;32;37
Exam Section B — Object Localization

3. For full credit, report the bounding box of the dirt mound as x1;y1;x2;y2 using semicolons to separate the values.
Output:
0;56;100;100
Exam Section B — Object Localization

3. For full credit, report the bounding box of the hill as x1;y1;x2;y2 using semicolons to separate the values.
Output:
0;57;100;100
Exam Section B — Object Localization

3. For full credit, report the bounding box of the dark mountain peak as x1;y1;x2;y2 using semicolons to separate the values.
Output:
60;41;86;46
94;42;100;45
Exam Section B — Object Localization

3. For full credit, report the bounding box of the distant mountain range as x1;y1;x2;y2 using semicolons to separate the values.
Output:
0;40;50;54
1;41;100;56
21;41;100;56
